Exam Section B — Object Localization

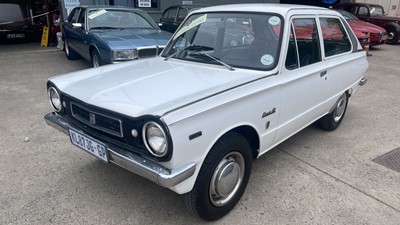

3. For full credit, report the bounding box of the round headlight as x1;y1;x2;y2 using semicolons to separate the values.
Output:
48;87;62;112
143;122;168;157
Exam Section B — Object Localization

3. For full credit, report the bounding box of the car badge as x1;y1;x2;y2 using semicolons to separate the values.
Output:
89;113;96;125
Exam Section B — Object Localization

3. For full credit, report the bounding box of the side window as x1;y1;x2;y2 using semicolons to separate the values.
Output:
177;8;188;23
358;6;369;16
68;8;80;23
320;17;351;57
292;18;321;67
163;7;177;22
77;9;85;24
285;24;299;70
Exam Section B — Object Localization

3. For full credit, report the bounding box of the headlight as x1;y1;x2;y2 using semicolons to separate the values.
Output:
142;121;168;157
48;87;62;112
113;50;138;60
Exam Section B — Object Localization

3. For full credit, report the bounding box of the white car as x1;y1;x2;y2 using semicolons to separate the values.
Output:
45;4;368;221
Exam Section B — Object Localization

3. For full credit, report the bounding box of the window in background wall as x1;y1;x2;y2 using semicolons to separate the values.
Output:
135;0;159;11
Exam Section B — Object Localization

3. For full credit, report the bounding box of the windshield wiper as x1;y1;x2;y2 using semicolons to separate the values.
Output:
189;51;235;71
164;45;214;61
90;26;121;30
164;45;234;70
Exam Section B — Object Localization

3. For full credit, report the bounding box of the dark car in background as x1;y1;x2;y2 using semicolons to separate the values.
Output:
158;5;205;33
0;1;33;42
334;3;400;44
335;9;387;47
63;6;173;67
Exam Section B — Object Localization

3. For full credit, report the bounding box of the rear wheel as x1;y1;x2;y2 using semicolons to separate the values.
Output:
184;132;252;221
318;92;348;131
64;39;80;60
386;27;399;44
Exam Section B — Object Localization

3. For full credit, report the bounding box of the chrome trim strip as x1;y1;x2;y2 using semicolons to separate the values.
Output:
70;102;124;138
44;112;196;188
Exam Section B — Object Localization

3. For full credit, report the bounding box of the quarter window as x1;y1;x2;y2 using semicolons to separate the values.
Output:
320;18;351;57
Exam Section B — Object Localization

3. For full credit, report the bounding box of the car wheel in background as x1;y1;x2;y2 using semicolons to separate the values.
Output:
386;27;399;44
64;39;81;60
91;50;104;68
184;132;252;221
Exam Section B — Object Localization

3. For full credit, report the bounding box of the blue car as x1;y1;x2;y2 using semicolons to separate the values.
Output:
63;6;173;67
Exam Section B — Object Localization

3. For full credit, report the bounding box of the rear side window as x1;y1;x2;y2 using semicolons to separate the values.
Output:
162;7;178;22
320;17;351;57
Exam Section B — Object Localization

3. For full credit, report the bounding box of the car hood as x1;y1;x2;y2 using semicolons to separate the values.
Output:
347;20;386;33
91;28;172;49
50;58;266;117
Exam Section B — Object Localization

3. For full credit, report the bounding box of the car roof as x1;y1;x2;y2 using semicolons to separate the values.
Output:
77;5;144;12
336;3;384;8
194;3;333;15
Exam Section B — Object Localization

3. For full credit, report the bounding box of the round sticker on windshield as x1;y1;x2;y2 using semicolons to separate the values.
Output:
260;54;274;66
268;16;281;26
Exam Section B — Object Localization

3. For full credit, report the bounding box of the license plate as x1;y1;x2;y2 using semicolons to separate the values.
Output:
6;33;25;39
69;129;108;162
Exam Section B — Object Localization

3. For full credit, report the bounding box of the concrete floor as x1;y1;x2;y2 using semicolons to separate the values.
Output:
0;42;399;224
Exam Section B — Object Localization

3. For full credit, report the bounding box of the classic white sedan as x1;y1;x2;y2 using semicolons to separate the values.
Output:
45;4;368;221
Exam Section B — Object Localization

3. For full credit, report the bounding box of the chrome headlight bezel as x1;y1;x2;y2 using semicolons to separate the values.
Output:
112;49;138;61
142;121;169;158
48;86;62;112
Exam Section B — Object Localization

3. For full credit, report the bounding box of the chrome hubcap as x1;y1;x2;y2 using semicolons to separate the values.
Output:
387;32;395;40
334;94;347;122
65;42;69;55
92;54;99;67
209;152;244;207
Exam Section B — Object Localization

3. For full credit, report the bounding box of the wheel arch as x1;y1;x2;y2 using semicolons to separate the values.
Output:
228;125;260;160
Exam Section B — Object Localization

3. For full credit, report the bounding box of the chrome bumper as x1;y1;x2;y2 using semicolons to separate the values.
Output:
359;77;368;86
44;112;196;188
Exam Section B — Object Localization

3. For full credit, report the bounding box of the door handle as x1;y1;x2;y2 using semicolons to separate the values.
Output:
320;70;327;77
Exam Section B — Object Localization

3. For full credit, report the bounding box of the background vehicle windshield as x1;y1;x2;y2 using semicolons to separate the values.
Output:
369;6;384;16
162;12;283;71
89;10;155;29
0;3;23;23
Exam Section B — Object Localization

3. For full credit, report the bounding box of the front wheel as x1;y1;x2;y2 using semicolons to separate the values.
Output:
386;27;399;44
91;50;104;68
184;132;252;221
318;92;348;131
64;39;80;60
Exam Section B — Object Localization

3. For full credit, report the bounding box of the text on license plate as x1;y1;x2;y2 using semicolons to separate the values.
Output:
69;129;108;162
7;33;25;39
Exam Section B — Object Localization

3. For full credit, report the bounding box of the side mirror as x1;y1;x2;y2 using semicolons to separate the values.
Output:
158;23;163;27
72;23;83;28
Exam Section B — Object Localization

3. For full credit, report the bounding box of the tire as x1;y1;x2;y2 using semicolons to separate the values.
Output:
318;92;348;131
91;50;103;68
64;39;80;60
386;27;399;44
184;132;252;221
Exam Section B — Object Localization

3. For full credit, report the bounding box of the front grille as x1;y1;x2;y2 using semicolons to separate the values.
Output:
138;47;164;58
71;103;123;137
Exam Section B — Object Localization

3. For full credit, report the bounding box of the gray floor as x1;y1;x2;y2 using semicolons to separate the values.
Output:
0;43;399;224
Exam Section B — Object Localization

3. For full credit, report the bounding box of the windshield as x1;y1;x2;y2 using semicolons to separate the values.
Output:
370;6;385;16
338;10;359;21
161;12;283;71
0;4;23;22
88;9;155;29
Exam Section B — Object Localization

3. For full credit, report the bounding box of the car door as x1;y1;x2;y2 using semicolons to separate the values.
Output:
64;8;81;50
274;16;328;143
73;8;90;59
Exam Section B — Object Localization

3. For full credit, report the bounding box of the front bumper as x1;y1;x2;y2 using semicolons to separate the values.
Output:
44;112;196;188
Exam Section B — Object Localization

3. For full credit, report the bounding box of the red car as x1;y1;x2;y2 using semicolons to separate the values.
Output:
336;9;387;47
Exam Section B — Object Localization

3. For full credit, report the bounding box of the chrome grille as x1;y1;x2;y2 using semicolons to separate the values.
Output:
138;47;164;58
70;103;123;137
